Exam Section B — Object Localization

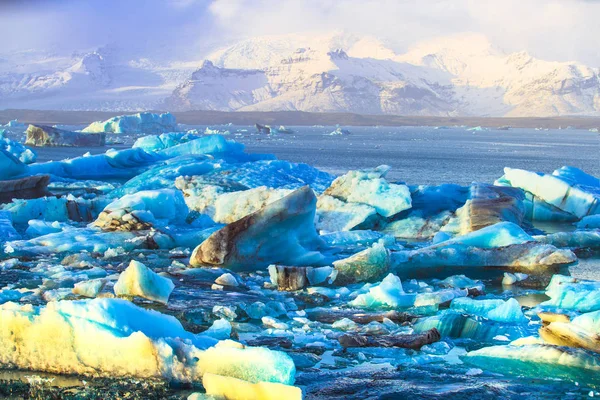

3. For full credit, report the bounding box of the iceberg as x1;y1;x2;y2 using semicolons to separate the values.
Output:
454;183;525;234
113;260;175;304
179;185;291;224
392;222;576;277
132;132;201;152
316;194;378;232
450;297;527;323
190;186;329;271
540;275;600;313
498;167;599;220
25;125;105;147
1;135;37;164
0;148;26;181
0;211;20;243
333;240;391;284
0;298;295;384
540;310;600;353
82;112;177;134
94;189;189;231
464;344;600;384
577;215;600;229
72;278;106;298
534;230;600;250
323;165;411;218
202;373;302;400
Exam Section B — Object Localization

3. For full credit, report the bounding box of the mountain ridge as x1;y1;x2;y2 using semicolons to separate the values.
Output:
1;32;598;117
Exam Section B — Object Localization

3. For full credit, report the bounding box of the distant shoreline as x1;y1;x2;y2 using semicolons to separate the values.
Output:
1;109;599;130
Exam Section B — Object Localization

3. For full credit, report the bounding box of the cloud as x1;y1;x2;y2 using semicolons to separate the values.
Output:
207;0;600;64
0;0;598;65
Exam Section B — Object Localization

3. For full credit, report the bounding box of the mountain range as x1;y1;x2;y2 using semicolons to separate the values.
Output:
1;33;598;117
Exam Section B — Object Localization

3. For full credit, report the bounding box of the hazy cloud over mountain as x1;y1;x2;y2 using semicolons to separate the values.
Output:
0;0;598;64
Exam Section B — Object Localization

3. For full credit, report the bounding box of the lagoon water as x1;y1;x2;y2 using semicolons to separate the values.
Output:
4;124;600;399
35;125;600;186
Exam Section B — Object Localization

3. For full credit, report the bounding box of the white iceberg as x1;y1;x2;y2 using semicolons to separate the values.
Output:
0;298;296;385
113;260;174;304
82;112;177;134
324;165;412;218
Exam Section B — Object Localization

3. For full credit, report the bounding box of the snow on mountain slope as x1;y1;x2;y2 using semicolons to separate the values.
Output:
0;48;199;111
167;44;458;115
1;32;599;116
169;33;600;117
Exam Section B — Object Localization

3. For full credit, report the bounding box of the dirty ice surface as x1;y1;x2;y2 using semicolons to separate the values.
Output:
0;118;599;399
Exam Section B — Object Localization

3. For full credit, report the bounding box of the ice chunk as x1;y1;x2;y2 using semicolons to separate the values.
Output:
181;185;291;224
28;147;162;181
0;148;26;180
414;310;532;342
333;240;390;284
202;373;302;400
203;319;232;340
0;136;37;164
541;275;600;313
502;272;528;286
133;132;201;152
540;310;600;353
534;230;600;250
382;210;451;239
215;273;239;287
451;297;527;324
323;165;412;218
578;215;600;230
25;125;105;147
349;273;416;308
82;112;177;134
95;189;189;231
501;167;599;219
113;260;174;304
0;211;20;243
190;186;329;271
0;299;295;384
465;344;600;383
72;279;106;298
316;194;377;232
454;183;525;234
392;222;576;277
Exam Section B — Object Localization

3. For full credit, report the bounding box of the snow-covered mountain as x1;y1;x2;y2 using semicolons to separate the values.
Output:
2;33;599;116
0;47;198;111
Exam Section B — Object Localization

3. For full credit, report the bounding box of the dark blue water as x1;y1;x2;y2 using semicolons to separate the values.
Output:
33;125;600;186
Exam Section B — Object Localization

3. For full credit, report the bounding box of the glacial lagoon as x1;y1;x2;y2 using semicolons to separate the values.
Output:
0;119;599;399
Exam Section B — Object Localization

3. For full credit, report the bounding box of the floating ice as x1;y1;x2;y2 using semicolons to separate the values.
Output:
464;344;600;383
534;230;600;250
25;125;105;147
0;298;295;384
0;135;37;164
499;167;599;220
323;165;411;218
72;278;106;298
202;373;302;400
190;186;329;271
392;222;576;276
82;112;177;134
578;215;600;230
0;211;20;243
541;275;600;313
316;194;377;232
113;260;174;304
450;297;527;323
0;148;26;180
95;189;189;231
333;240;390;284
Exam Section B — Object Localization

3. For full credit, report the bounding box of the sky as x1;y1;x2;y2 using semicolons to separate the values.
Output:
0;0;598;65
